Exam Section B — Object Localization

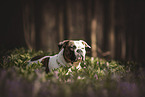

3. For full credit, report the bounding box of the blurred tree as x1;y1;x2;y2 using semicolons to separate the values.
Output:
23;0;35;50
18;0;145;63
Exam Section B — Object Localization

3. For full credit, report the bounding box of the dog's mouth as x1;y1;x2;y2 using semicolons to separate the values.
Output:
70;54;84;64
76;54;83;61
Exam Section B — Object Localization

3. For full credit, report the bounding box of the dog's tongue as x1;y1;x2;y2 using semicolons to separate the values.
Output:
78;54;83;60
76;55;83;62
77;57;82;60
71;54;83;64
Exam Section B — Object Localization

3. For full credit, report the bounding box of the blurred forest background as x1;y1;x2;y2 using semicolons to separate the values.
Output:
1;0;145;64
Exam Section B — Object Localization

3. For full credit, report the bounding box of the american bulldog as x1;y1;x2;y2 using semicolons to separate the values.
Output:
28;40;91;73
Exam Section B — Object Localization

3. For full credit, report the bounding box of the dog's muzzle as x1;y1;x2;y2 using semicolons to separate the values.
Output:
75;49;84;61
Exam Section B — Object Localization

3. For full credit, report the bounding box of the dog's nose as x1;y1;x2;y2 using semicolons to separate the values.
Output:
77;49;83;54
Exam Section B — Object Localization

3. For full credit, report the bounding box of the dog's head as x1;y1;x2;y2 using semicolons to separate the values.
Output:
58;40;91;64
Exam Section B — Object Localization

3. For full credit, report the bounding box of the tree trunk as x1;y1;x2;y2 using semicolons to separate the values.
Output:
35;0;59;52
109;0;115;59
58;0;64;42
84;0;92;55
23;0;35;49
65;0;85;40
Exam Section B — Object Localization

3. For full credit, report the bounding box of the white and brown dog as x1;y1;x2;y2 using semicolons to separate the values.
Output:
28;40;91;73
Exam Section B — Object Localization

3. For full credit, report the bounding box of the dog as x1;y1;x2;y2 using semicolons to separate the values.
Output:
28;40;91;73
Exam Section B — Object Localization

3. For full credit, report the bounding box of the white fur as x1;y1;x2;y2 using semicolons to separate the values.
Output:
28;48;81;72
73;40;87;61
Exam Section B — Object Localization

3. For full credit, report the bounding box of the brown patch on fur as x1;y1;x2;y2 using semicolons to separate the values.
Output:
73;61;80;67
63;42;76;63
31;55;45;61
58;40;70;50
41;57;50;73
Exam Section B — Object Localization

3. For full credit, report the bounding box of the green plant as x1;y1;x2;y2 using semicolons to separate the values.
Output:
0;47;144;97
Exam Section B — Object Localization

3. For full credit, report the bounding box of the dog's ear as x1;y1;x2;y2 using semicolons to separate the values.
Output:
58;40;70;50
80;40;91;48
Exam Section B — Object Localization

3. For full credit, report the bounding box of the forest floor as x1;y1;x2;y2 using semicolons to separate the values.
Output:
0;48;145;97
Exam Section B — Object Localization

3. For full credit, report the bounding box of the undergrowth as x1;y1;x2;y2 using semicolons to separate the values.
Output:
0;48;145;97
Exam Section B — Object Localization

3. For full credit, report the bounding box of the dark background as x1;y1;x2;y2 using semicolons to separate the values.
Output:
1;0;145;64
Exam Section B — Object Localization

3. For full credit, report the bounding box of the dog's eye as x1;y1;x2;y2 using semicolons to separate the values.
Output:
72;45;76;49
70;45;76;49
82;47;85;49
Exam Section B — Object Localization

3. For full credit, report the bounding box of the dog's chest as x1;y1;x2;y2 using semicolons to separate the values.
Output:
48;55;60;71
